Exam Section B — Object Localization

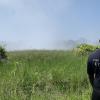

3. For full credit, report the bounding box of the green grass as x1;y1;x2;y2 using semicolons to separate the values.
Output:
0;50;92;100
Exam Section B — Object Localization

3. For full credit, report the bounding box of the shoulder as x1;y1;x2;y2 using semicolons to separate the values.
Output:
87;49;100;65
88;49;100;59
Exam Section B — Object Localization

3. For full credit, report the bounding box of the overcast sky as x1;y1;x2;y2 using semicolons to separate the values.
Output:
0;0;100;50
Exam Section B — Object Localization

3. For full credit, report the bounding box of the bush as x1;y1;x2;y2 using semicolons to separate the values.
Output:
76;43;99;55
0;46;7;60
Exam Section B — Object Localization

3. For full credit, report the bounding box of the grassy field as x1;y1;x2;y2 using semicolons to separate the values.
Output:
0;50;92;100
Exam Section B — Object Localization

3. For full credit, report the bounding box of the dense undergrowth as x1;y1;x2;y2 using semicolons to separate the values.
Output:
0;50;92;100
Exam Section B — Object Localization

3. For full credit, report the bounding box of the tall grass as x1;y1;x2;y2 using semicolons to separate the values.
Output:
0;50;92;100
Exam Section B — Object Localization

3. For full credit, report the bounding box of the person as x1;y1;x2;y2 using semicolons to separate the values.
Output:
87;48;100;100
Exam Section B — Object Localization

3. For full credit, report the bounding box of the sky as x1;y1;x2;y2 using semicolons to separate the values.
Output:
0;0;100;50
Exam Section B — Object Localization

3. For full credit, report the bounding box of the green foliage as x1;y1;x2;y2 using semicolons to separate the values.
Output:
76;43;99;55
0;50;91;100
0;46;7;60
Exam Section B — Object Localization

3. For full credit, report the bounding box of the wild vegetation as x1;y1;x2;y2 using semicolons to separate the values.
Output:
75;43;100;55
0;46;7;60
0;49;92;100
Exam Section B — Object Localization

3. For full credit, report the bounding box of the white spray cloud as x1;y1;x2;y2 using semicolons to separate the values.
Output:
0;0;74;50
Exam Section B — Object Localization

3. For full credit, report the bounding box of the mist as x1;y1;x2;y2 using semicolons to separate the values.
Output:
0;0;100;51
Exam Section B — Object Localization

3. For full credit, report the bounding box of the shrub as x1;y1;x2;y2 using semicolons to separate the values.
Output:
76;43;99;55
0;46;7;60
